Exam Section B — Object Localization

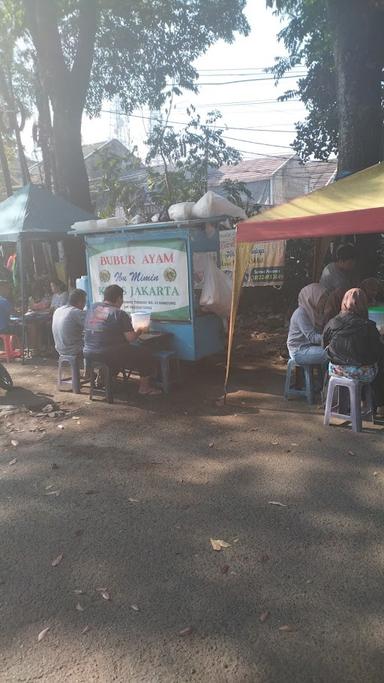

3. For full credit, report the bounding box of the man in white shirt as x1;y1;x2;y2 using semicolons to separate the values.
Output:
52;289;86;357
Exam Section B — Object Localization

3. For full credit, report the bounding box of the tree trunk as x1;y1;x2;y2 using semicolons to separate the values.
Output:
0;127;13;196
327;0;384;277
24;0;99;212
53;106;91;211
35;68;53;191
327;0;384;174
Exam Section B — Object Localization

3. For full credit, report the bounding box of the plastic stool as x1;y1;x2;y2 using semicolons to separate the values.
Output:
57;355;81;394
324;375;373;432
0;334;22;362
153;350;181;394
284;358;320;405
88;359;114;404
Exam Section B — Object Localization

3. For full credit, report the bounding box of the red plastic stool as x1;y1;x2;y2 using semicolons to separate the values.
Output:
0;334;22;362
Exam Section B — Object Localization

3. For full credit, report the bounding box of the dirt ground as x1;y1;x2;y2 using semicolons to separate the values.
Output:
0;347;384;683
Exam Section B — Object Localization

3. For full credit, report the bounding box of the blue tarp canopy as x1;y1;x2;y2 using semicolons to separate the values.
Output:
0;183;93;242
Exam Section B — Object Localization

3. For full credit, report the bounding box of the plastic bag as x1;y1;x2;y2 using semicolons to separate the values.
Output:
192;191;246;220
168;202;196;221
200;258;232;317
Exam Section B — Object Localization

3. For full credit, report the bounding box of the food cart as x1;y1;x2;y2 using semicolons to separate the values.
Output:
77;217;227;361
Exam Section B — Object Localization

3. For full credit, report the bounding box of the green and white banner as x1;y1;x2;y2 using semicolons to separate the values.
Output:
88;238;190;320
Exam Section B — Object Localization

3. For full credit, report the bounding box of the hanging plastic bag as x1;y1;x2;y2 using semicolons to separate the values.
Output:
192;191;246;220
200;258;232;317
168;202;196;221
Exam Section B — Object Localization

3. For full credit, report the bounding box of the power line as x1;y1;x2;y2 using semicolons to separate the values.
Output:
100;109;297;135
193;73;306;86
222;135;293;150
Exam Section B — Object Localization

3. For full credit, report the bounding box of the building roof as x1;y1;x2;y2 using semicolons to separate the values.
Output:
208;155;294;185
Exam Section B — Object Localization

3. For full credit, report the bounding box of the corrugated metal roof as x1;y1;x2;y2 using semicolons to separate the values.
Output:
208;155;294;185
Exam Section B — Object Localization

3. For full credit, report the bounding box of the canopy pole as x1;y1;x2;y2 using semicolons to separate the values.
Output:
223;235;253;402
17;239;26;364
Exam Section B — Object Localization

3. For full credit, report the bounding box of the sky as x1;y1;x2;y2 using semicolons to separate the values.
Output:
23;2;307;163
80;2;307;162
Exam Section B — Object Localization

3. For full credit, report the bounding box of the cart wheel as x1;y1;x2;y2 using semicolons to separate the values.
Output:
0;363;13;391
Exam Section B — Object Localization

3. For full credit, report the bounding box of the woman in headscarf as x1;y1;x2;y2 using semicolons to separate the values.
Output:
322;288;347;328
323;288;384;412
287;284;328;365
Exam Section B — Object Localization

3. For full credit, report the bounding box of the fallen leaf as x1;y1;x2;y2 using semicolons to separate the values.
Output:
131;604;140;611
268;501;287;507
232;537;239;543
51;553;63;567
210;538;231;551
290;443;298;447
128;498;139;503
348;450;355;457
178;626;193;636
373;471;379;477
76;602;85;612
101;590;111;601
45;484;54;490
37;627;50;642
8;458;17;466
10;439;19;447
45;490;60;496
72;416;80;420
220;564;230;574
259;611;271;623
81;625;90;634
57;424;64;430
74;589;84;595
278;624;296;632
208;441;214;448
271;440;279;446
250;428;258;432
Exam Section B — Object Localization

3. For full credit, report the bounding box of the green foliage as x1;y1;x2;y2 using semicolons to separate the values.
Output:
145;109;242;205
267;0;338;161
98;152;147;220
52;0;250;116
220;179;261;217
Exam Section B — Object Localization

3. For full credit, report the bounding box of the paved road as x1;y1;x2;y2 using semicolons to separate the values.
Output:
0;359;383;682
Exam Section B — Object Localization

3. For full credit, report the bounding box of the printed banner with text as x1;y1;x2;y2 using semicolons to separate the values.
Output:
220;230;286;286
88;238;190;320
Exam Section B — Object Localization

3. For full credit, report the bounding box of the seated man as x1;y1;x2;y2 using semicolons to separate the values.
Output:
0;282;12;333
320;244;356;293
84;284;161;396
52;288;87;357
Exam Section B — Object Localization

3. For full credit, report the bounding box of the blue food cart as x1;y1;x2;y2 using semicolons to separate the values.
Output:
77;217;227;361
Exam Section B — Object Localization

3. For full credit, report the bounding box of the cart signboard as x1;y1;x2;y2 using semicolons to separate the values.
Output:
220;229;286;286
88;238;190;320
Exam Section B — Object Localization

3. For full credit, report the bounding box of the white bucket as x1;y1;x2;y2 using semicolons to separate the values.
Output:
131;311;151;332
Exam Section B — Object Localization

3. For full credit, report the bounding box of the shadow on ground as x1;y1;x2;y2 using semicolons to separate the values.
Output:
0;357;383;682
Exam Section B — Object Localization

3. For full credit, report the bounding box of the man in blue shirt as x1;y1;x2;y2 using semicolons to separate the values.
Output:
0;283;12;333
84;284;161;396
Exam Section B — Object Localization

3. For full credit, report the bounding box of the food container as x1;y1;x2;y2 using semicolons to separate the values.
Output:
131;311;151;332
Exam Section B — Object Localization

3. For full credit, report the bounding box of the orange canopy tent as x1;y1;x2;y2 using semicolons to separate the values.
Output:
224;162;384;392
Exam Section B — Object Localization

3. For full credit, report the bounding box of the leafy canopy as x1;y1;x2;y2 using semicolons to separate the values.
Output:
44;0;250;116
267;0;338;161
